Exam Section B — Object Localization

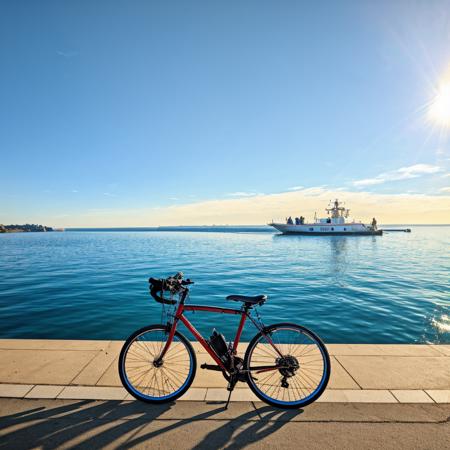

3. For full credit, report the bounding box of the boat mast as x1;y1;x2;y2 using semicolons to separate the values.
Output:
326;199;350;219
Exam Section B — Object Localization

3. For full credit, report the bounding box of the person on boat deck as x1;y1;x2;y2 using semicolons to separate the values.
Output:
326;217;331;223
295;217;300;225
372;217;377;229
287;216;294;225
300;216;305;224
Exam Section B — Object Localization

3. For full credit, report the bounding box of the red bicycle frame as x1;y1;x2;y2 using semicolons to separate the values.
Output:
157;289;282;373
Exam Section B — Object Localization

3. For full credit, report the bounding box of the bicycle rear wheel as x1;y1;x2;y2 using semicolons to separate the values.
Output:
244;323;330;408
119;324;196;403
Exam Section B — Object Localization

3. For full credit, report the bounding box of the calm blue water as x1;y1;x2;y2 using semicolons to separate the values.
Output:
0;227;449;343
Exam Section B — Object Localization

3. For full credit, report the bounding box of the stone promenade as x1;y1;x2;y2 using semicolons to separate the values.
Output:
0;340;449;404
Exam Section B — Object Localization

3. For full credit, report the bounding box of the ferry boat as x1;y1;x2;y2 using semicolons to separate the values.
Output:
269;199;382;235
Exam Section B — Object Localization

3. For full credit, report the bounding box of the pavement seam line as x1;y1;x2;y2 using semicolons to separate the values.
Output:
423;390;437;404
3;414;447;425
94;353;119;386
122;422;149;445
20;385;35;398
333;356;363;389
68;349;102;386
76;341;117;386
389;390;401;403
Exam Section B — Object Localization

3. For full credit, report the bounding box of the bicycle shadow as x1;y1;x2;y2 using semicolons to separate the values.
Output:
0;400;171;449
192;404;303;450
0;399;303;449
121;402;303;449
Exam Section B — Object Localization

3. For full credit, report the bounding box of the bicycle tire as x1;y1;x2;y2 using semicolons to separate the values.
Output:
244;322;330;409
119;324;197;404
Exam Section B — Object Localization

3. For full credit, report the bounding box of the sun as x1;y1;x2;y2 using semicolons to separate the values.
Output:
429;81;450;127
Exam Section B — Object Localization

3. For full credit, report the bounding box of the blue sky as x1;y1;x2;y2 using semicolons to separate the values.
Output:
1;1;450;226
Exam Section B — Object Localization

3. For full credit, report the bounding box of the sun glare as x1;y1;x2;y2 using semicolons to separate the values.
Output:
429;80;450;127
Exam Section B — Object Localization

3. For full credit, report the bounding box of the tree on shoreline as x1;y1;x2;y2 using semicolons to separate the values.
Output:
0;224;53;233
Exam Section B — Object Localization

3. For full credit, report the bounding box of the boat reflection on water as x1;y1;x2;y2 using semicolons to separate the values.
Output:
272;232;382;289
329;237;349;287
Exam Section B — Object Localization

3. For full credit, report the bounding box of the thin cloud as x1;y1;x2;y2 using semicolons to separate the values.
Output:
287;186;304;191
227;192;262;197
353;178;384;187
440;187;450;193
60;187;450;227
353;164;442;187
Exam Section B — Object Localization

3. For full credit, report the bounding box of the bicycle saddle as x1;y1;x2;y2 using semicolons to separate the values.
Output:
226;294;267;306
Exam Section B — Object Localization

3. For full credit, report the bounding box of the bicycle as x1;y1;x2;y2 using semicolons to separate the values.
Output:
119;272;330;409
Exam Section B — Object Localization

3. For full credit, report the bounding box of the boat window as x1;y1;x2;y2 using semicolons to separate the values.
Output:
331;227;334;231
309;228;314;231
344;228;346;231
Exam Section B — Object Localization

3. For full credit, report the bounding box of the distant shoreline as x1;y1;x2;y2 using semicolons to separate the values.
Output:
65;224;450;232
0;224;54;233
2;224;449;235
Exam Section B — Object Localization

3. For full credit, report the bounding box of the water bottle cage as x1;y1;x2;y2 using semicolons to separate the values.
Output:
209;330;230;363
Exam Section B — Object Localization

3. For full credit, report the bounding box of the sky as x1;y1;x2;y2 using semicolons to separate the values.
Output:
1;0;450;226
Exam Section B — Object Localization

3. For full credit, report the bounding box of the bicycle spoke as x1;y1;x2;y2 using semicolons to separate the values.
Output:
122;328;193;400
247;326;328;406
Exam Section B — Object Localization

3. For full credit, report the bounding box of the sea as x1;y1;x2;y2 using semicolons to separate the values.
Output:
0;226;449;344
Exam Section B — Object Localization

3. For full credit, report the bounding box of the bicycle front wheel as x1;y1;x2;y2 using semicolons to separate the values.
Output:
244;323;330;408
119;325;197;403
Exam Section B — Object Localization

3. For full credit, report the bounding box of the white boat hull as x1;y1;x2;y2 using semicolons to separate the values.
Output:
269;223;382;235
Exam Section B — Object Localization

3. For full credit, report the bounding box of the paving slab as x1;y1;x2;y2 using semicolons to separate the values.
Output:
0;339;110;351
72;341;122;385
0;349;98;385
58;386;128;400
317;389;398;403
0;384;34;398
127;388;209;401
425;390;450;403
96;357;122;387
391;390;435;403
431;345;450;356
179;388;208;401
327;344;380;356
205;388;259;402
327;344;443;356
373;345;445;357
192;367;230;388
25;385;65;399
336;355;450;389
253;401;450;423
329;356;361;389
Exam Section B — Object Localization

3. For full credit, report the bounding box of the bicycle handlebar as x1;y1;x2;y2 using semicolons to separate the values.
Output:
148;273;194;305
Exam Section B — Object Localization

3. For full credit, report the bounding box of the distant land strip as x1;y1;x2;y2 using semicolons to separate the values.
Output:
66;224;449;232
0;224;54;233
